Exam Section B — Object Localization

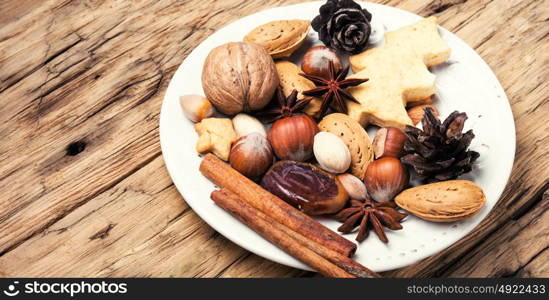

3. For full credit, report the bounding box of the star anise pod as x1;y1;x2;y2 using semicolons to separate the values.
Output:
299;61;368;119
259;86;312;123
335;198;407;243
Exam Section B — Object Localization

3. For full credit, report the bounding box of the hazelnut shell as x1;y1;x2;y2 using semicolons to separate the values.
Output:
364;157;409;202
372;127;407;159
229;133;273;180
301;46;343;80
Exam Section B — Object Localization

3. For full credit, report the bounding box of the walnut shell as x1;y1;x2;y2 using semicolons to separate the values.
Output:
202;42;279;115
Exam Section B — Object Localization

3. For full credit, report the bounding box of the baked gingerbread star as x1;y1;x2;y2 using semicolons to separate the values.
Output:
346;16;451;129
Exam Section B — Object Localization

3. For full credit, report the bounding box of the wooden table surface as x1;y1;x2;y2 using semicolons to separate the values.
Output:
0;0;547;278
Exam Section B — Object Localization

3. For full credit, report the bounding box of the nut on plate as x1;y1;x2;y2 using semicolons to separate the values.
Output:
264;88;319;162
395;180;486;222
195;118;237;161
268;113;318;162
275;60;322;117
372;127;407;159
232;113;266;138
301;45;343;80
229;133;273;180
318;113;374;179
244;20;310;58
337;173;367;200
202;42;279;115
313;132;351;174
364;157;409;202
180;94;215;123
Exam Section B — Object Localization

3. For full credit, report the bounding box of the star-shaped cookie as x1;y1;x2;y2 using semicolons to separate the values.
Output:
346;16;451;129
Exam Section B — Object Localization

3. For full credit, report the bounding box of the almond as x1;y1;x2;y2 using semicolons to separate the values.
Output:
407;104;439;125
318;113;374;180
395;180;486;222
243;20;310;58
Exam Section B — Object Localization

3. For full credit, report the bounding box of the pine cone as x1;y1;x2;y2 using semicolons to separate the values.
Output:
311;0;372;54
401;108;480;182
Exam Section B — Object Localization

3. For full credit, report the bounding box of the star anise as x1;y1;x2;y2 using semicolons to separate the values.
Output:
335;198;407;243
299;61;368;119
259;86;312;123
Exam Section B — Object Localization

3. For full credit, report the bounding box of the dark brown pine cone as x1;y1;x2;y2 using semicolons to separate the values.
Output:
311;0;373;54
401;108;480;182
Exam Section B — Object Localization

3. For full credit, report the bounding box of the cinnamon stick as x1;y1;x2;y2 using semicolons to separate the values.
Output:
213;188;381;278
211;189;354;278
200;154;357;257
272;213;380;278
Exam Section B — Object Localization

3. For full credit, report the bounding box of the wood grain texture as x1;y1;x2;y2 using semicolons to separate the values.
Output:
0;0;547;277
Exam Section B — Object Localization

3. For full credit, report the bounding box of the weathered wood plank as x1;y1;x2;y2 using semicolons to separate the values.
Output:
440;192;548;277
217;254;310;278
516;250;549;278
0;155;305;277
0;157;246;277
384;0;549;277
0;0;314;278
0;0;304;255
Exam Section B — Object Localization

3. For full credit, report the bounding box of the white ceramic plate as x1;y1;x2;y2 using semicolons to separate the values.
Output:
159;1;515;272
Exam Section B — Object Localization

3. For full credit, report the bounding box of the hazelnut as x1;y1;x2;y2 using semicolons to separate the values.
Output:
372;127;407;159
337;173;367;200
229;133;273;180
301;46;343;80
364;157;409;202
268;114;318;161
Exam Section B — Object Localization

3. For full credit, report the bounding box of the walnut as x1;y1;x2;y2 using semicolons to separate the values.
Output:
201;42;279;115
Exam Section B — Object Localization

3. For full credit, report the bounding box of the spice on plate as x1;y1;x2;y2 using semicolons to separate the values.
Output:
336;198;406;243
200;154;357;256
212;188;380;278
300;61;368;119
